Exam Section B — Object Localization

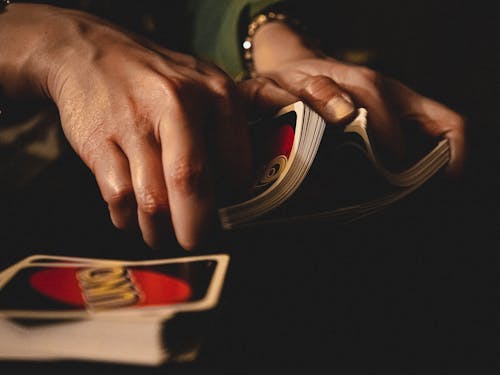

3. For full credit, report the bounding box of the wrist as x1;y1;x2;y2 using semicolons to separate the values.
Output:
242;9;322;77
0;3;100;102
252;21;317;73
0;3;64;99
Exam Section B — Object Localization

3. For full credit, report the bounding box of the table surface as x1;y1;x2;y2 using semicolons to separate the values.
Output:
1;148;497;374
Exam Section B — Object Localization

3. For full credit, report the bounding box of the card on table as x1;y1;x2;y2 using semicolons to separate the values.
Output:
0;253;230;320
0;255;122;284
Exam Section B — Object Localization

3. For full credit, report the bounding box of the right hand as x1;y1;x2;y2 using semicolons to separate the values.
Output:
0;4;252;251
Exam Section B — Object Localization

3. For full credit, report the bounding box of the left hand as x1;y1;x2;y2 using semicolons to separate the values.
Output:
238;21;466;176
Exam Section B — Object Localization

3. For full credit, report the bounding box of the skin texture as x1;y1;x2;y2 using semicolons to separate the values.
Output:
0;4;467;252
241;21;466;176
0;4;260;251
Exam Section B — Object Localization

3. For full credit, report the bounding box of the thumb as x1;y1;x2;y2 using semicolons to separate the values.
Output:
237;76;299;119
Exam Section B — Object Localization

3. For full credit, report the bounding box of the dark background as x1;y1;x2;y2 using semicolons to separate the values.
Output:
1;1;499;374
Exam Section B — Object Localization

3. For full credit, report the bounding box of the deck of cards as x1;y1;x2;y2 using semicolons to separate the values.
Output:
0;253;230;366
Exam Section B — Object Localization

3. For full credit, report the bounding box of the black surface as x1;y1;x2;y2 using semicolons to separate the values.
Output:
1;1;499;374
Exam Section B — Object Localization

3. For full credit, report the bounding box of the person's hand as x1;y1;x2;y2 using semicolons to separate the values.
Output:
239;21;466;176
0;4;252;250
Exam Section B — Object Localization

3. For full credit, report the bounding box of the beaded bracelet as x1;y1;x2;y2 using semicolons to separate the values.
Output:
1;0;12;11
242;10;303;78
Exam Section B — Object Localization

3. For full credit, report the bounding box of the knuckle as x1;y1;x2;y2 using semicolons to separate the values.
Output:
299;75;352;115
245;76;277;106
301;75;334;97
155;74;198;101
436;106;467;134
451;113;467;130
155;75;200;109
254;76;278;93
167;157;206;195
354;66;380;84
255;76;277;88
106;185;134;207
156;75;184;99
182;54;202;71
136;189;169;216
207;74;234;98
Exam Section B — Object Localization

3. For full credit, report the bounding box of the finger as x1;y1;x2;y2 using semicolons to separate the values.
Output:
407;97;466;177
92;142;137;231
207;78;258;204
269;71;404;166
124;138;173;250
149;57;245;207
160;102;214;251
237;76;299;118
266;73;357;125
385;78;467;177
350;79;406;165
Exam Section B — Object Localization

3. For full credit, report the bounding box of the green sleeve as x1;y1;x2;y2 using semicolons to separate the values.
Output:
187;0;286;80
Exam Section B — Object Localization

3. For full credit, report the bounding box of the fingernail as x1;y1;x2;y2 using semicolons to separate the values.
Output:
328;94;355;123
